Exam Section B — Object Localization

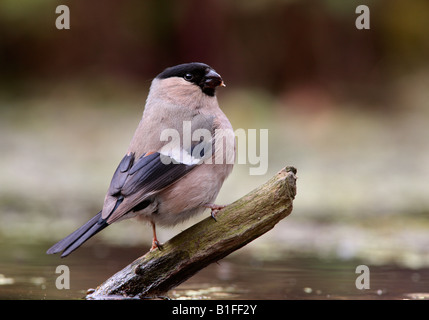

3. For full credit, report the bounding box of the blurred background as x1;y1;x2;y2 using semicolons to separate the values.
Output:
1;0;429;299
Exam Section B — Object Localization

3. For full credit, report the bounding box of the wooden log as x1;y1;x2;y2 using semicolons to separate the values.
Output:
86;166;297;299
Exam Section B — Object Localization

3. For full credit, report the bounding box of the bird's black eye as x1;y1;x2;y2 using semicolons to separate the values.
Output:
184;73;194;81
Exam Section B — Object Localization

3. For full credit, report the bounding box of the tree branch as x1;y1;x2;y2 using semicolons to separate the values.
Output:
86;166;297;299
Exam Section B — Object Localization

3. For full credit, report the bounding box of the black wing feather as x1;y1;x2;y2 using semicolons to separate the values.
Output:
46;212;107;257
47;152;195;256
121;153;194;196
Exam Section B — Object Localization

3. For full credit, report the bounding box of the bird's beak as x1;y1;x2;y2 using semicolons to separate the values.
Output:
204;69;226;89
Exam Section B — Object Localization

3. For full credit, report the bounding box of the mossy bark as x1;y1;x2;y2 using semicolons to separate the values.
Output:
86;166;297;299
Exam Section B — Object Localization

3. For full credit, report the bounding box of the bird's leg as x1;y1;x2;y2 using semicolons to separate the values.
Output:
150;222;162;251
203;203;227;222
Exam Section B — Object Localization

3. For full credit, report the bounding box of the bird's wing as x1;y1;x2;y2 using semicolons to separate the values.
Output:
101;113;217;224
101;146;210;224
46;151;200;257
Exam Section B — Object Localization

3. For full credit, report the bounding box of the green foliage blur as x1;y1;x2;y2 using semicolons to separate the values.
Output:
1;0;429;99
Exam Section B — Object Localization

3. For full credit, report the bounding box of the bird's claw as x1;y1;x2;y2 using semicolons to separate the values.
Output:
204;204;227;222
150;239;163;251
211;210;218;222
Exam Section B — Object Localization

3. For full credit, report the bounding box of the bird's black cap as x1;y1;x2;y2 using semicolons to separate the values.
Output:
157;62;224;96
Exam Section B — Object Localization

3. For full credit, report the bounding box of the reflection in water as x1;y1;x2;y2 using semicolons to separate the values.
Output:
0;243;428;300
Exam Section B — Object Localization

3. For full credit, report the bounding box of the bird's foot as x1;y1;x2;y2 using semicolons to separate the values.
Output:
150;222;163;251
204;203;227;222
150;238;163;251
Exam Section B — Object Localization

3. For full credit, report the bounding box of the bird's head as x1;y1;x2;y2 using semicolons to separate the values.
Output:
156;62;225;97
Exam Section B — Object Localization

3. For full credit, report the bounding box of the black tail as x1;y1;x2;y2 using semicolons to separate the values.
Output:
46;211;108;258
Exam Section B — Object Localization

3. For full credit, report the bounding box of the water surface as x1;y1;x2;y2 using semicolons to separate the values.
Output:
1;243;428;300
